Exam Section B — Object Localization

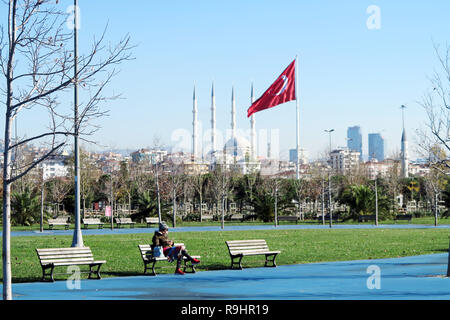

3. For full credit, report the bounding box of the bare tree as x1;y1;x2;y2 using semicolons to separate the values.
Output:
160;161;185;227
47;176;71;216
1;0;133;300
291;178;306;220
191;172;206;222
416;43;450;171
424;169;442;226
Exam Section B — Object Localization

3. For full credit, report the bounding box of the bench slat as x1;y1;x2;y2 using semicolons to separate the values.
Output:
41;258;96;264
230;250;281;257
37;249;92;255
39;253;93;260
52;260;106;266
227;244;269;250
229;248;275;255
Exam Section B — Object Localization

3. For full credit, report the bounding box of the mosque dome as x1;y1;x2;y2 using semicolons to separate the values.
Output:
223;136;251;159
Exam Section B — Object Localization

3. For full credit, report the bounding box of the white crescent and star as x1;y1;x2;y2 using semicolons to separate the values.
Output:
275;75;289;96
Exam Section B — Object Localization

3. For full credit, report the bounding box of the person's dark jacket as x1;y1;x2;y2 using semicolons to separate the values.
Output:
151;231;172;250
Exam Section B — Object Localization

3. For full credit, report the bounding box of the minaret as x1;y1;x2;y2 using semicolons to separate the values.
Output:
211;82;216;163
250;83;257;161
401;105;409;178
192;85;198;162
231;86;237;163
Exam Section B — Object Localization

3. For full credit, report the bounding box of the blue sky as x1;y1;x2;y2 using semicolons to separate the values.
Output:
3;0;450;160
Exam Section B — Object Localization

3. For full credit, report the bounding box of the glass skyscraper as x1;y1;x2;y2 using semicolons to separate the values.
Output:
368;133;385;161
347;126;363;161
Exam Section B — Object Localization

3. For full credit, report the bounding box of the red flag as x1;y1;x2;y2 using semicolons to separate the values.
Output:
248;59;296;117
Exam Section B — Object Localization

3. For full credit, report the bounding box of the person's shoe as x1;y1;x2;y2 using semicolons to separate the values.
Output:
191;258;201;265
175;268;185;275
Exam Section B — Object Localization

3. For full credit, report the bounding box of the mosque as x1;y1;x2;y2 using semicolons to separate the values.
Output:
191;83;260;174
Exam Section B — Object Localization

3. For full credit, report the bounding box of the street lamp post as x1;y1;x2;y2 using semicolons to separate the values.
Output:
375;178;379;227
71;0;83;247
274;182;278;228
325;129;334;228
321;174;325;225
110;169;114;231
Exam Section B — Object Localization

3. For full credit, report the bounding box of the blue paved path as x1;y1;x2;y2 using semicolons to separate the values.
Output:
4;223;450;237
6;253;450;300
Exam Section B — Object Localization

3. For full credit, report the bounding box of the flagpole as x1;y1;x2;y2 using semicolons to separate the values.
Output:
295;55;300;180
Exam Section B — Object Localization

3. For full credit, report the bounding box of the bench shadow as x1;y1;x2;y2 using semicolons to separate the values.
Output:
102;271;142;278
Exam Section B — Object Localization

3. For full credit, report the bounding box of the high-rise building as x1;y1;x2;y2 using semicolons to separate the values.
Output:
289;148;308;164
368;133;385;161
347;126;363;161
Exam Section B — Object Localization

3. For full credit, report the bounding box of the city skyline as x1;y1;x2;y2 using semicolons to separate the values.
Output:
1;1;449;162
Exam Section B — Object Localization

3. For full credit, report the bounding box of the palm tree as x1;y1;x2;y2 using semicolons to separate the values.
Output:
339;184;391;221
11;187;41;226
136;190;158;220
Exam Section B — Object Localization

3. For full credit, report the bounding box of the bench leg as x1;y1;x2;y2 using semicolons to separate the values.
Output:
264;254;278;268
88;264;103;280
41;265;55;282
183;259;197;274
151;260;158;276
143;260;157;276
230;255;244;270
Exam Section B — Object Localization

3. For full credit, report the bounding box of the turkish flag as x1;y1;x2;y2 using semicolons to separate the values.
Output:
247;59;296;117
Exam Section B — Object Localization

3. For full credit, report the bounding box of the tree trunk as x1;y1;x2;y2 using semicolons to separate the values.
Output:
199;193;203;223
172;190;177;228
3;115;13;301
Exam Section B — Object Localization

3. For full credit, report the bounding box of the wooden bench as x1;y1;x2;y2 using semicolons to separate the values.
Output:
36;247;106;282
115;217;136;228
82;218;104;229
225;240;281;270
146;217;159;228
138;243;201;276
229;214;244;222
358;215;376;223
48;218;70;230
395;214;412;223
317;214;341;223
277;216;299;224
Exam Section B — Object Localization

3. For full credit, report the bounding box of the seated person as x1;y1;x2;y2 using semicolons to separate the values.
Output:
151;221;200;275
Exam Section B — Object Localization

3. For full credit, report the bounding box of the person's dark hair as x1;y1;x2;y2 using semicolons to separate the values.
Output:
159;222;168;231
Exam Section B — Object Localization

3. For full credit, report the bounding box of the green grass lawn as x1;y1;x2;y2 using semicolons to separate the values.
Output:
1;227;449;283
5;216;450;232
